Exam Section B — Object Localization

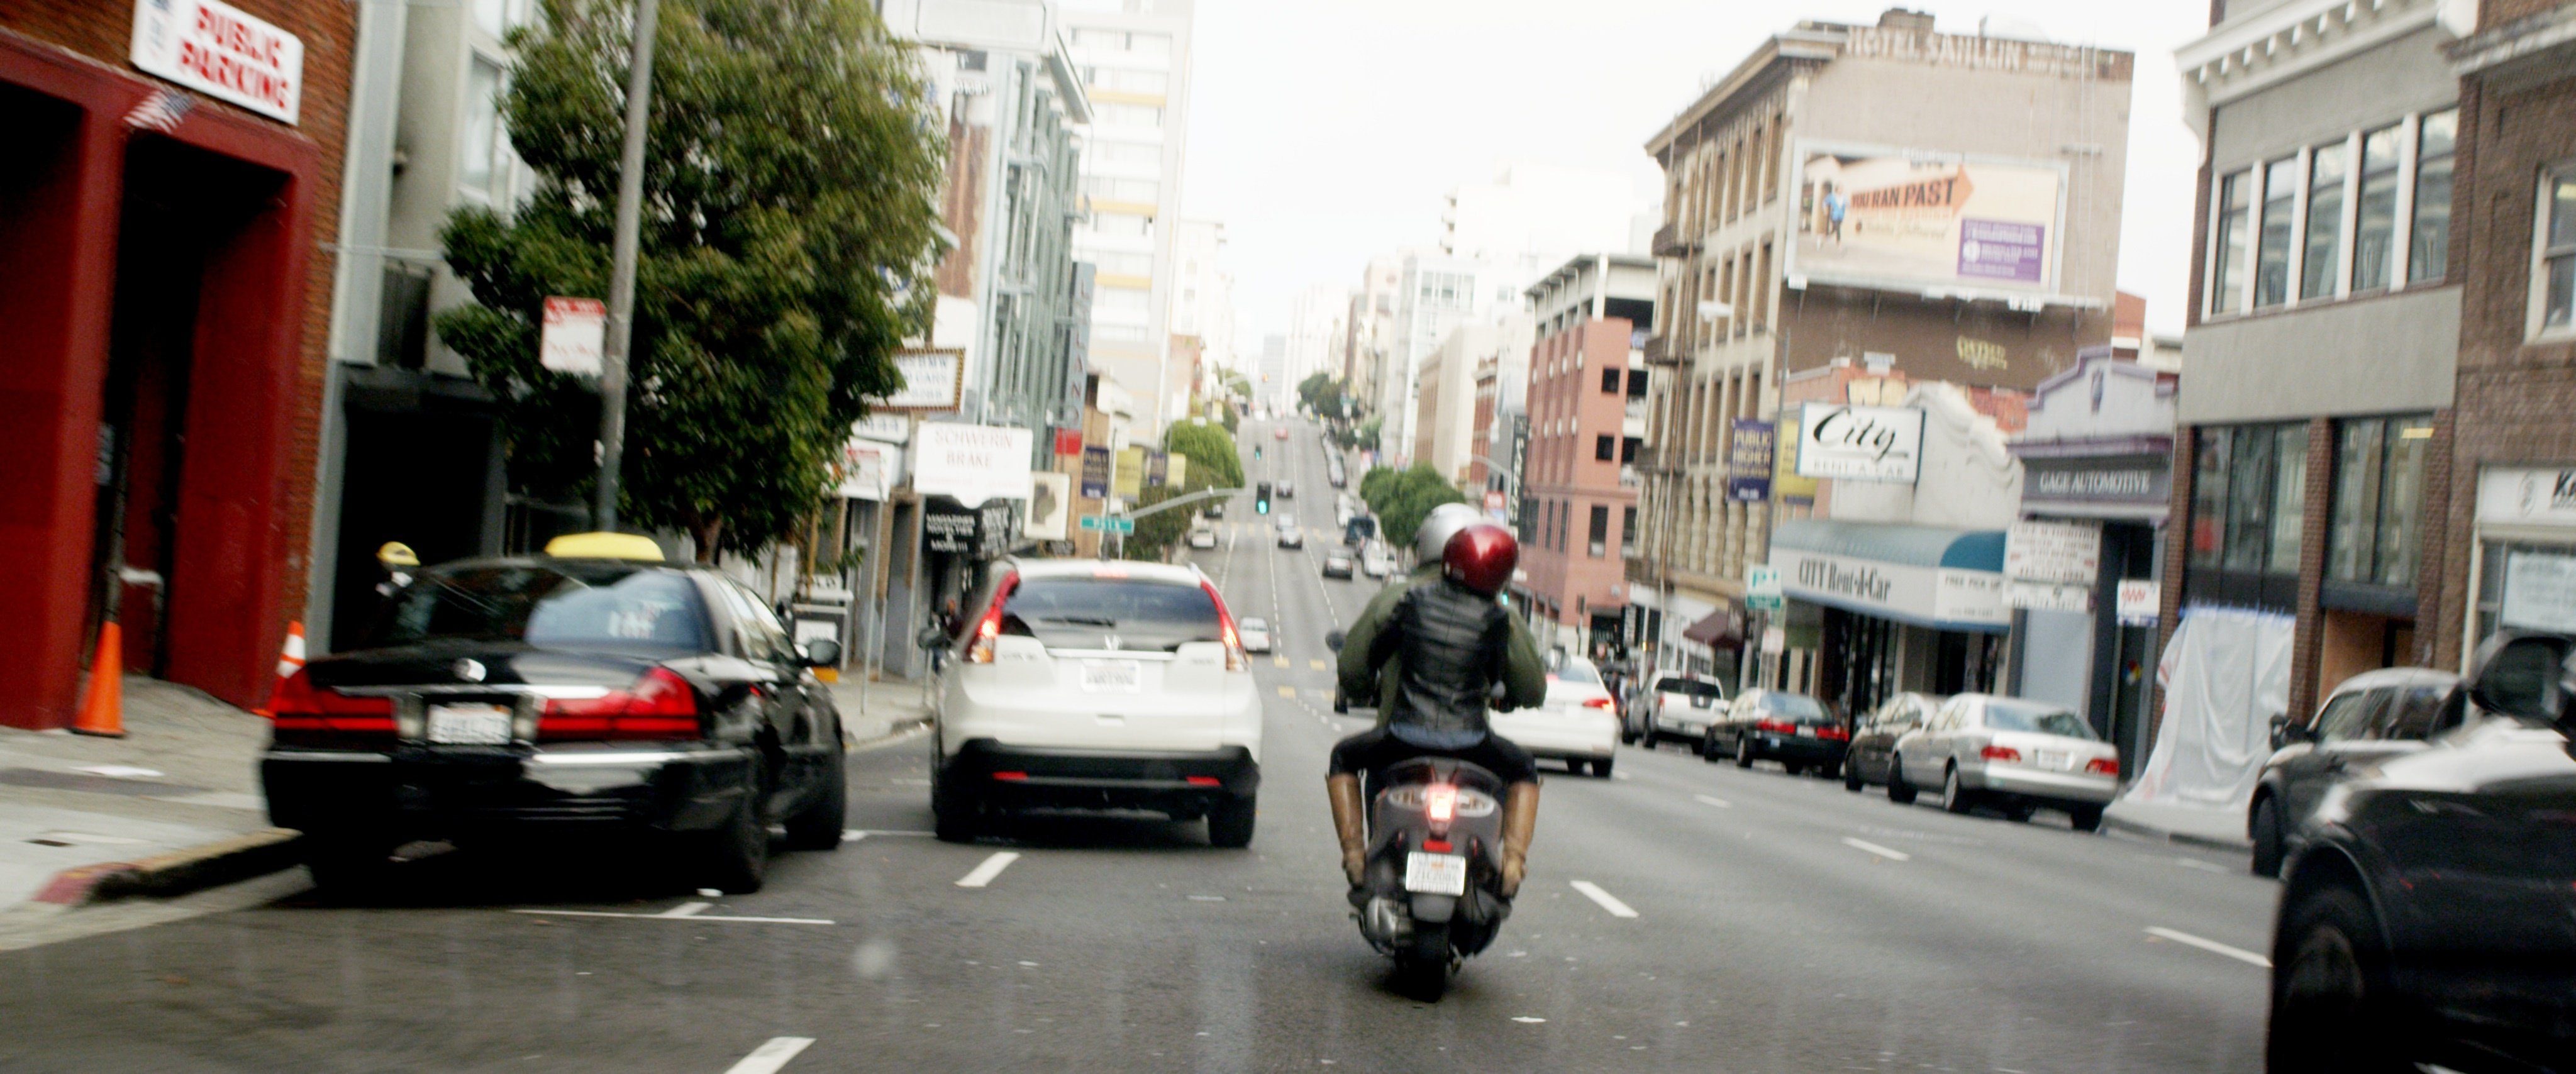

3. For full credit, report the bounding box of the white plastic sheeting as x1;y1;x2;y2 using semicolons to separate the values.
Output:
2122;606;2295;811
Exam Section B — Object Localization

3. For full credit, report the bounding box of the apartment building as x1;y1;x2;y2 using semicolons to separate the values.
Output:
1061;0;1195;431
1517;255;1657;653
2165;0;2468;723
1631;7;2131;695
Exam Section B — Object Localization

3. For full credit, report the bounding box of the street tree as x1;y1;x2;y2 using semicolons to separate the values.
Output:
436;0;943;560
1357;463;1467;550
1163;422;1245;491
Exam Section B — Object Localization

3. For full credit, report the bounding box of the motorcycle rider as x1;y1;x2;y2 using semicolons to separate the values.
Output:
1326;520;1547;902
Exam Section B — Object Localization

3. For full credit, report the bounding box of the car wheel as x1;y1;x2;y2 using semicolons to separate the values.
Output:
1735;735;1756;769
2250;797;2285;877
1941;766;1974;814
931;764;980;844
781;734;848;851
2068;805;2104;833
1887;760;1918;804
1699;733;1720;762
695;787;770;895
1591;758;1614;778
2267;887;2407;1074
1207;794;1257;848
1843;760;1865;792
304;838;394;900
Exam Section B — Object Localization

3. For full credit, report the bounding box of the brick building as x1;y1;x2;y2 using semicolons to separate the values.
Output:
1516;253;1655;654
2433;0;2576;666
2;0;352;728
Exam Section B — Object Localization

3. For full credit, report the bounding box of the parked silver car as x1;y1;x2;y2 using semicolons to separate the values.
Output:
1886;694;2118;830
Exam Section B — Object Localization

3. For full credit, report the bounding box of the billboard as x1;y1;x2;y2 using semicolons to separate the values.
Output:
874;348;965;411
1789;141;2067;297
1726;419;1775;502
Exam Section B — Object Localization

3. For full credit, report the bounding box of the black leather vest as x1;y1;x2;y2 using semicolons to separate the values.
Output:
1381;580;1509;737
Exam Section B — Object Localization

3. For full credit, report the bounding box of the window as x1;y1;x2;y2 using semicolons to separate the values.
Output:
1085;250;1153;276
1601;368;1621;394
1094;103;1163;128
1621;436;1639;463
2190;424;2307;573
2311;690;2381;743
1092;140;1161;165
1082;67;1168;94
2211;170;2251;314
2353;125;2401;291
2542;170;2576;333
2328;414;2434;587
1083;175;1160;203
2255;157;2297;307
1588;505;1610;558
1622;506;1636;554
1595;435;1616;462
1094;285;1150;316
2408;110;2457;285
460;57;504;193
1086;211;1152;238
1070;28;1169;55
2301;141;2347;301
376;565;711;651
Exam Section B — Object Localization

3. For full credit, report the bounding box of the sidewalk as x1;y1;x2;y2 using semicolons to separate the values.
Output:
828;675;932;745
2102;797;2254;852
0;675;290;912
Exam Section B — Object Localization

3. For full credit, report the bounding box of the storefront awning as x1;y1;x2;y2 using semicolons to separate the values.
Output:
1768;519;2010;633
1679;605;1745;650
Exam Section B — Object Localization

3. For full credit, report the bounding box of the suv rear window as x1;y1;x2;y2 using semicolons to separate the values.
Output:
1002;577;1223;652
374;565;711;650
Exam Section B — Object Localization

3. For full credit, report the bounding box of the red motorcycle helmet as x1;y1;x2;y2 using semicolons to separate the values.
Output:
1443;522;1518;597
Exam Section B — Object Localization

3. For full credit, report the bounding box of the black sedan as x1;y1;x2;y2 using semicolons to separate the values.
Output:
1843;692;1938;793
2267;631;2576;1071
262;538;847;895
1703;689;1847;777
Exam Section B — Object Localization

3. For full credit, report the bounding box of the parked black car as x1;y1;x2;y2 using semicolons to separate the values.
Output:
1703;689;1846;777
2266;631;2576;1071
1843;692;1940;793
2247;667;2461;877
262;538;848;895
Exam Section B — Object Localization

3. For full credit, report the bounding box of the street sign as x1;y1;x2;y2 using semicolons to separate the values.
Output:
540;297;606;375
1745;565;1784;611
1079;516;1134;533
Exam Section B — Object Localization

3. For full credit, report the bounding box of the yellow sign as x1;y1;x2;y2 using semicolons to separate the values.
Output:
1774;421;1819;504
1116;446;1146;499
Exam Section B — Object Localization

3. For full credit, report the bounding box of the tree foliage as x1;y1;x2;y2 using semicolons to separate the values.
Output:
436;0;943;558
1163;422;1245;491
1296;372;1345;418
1357;463;1468;551
1122;468;1215;562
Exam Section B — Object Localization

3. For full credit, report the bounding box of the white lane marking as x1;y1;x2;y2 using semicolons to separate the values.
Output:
2145;926;2272;967
1693;794;1731;809
955;851;1021;889
852;829;936;837
1568;880;1639;919
841;830;868;842
509;908;835;925
659;901;713;918
1840;837;1913;861
723;1036;816;1074
2172;856;2228;873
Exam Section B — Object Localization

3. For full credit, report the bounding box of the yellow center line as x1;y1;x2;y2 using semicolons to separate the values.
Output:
1276;685;1297;698
1309;658;1330;671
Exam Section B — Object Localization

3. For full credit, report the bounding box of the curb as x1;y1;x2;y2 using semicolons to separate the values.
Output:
850;716;931;753
31;828;305;909
2102;813;2253;853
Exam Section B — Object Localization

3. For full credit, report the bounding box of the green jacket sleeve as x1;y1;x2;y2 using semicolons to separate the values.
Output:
1499;616;1548;711
1336;577;1410;704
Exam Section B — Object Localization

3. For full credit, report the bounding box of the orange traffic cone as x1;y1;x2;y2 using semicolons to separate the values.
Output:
251;621;306;719
72;622;126;738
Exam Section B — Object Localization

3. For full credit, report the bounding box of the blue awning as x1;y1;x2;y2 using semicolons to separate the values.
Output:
1770;519;2007;573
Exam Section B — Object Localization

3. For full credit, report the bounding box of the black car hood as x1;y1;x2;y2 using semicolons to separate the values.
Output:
304;639;664;691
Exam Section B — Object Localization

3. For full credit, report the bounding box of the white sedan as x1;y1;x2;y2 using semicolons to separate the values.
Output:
1492;656;1621;777
1236;617;1274;654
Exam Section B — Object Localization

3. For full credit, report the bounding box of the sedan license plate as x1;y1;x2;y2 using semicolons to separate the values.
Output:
1404;851;1468;896
2034;750;2071;770
426;703;513;744
1081;660;1141;692
1796;725;1816;737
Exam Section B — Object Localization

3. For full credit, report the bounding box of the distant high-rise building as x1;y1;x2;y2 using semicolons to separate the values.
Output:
1170;218;1235;379
1061;0;1196;433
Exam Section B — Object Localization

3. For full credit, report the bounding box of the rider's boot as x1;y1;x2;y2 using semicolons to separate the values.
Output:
1326;773;1368;897
1497;780;1540;899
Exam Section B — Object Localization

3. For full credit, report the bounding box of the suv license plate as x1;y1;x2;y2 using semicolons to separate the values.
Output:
1082;660;1141;692
1404;851;1468;895
427;704;513;744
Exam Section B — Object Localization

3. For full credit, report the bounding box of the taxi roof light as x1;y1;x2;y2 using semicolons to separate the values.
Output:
543;532;666;562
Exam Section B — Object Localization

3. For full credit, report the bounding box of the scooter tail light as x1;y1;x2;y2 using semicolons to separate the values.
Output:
1425;783;1457;827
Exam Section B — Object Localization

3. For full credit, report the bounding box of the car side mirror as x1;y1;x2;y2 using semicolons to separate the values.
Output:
2465;630;2573;723
1324;629;1345;652
799;638;841;668
916;624;950;651
2268;712;2302;751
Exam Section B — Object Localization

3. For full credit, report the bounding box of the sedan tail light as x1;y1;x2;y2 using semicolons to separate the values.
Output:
2085;756;2120;777
1582;697;1616;711
1980;745;2023;763
1814;724;1850;741
539;668;702;740
1755;717;1797;734
267;670;395;733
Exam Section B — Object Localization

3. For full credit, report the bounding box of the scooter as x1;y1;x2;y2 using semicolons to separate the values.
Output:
1353;755;1512;1000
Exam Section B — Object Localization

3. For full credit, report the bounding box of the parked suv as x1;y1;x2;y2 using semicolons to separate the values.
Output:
2246;667;2462;877
924;559;1263;846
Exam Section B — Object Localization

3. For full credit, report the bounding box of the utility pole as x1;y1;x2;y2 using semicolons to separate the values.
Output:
593;0;662;531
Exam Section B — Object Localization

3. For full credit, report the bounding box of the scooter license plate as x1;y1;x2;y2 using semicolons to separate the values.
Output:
1404;851;1467;896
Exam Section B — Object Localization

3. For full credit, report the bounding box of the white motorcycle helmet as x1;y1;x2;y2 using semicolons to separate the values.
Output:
1413;502;1485;566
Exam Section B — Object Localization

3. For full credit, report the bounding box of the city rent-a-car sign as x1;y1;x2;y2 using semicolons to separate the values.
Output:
131;0;304;124
1794;404;1924;483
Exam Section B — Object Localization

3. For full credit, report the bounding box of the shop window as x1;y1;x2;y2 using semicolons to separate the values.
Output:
2477;542;2576;643
2328;414;2434;588
2352;125;2401;292
2190;423;2307;574
2211;170;2251;314
2407;110;2457;285
2255;157;2297;308
2540;170;2576;336
2301;141;2346;301
460;57;504;194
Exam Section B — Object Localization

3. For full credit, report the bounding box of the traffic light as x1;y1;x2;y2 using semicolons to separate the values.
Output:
1254;445;1263;460
1255;482;1272;515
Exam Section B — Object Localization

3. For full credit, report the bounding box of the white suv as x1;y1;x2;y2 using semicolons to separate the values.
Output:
925;558;1263;846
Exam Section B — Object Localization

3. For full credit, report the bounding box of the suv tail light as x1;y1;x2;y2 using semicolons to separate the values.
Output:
1200;579;1248;672
2085;756;2120;777
1980;745;2023;763
964;569;1023;665
539;668;702;740
268;669;395;733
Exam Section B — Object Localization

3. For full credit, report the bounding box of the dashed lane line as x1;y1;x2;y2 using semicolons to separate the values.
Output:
1692;794;1731;809
509;904;835;926
955;851;1022;889
1840;836;1913;861
1568;880;1640;919
1277;685;1298;698
2145;926;2271;967
1309;658;1330;671
723;1036;816;1074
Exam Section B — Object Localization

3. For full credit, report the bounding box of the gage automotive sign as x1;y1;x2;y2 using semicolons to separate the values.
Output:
1794;404;1924;483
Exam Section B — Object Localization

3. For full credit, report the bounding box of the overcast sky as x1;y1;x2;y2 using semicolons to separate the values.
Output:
1179;0;2209;341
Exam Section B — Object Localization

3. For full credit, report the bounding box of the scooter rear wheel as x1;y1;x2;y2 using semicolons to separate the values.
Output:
1395;921;1451;1001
